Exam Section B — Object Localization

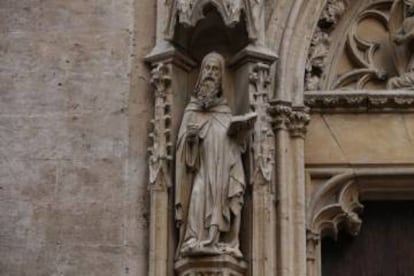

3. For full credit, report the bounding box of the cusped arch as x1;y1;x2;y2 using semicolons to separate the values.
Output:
307;174;363;240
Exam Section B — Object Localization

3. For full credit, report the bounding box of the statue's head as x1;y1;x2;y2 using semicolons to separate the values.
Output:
194;52;225;108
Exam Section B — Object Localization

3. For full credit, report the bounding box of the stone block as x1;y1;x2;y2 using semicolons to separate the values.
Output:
0;244;58;276
0;31;131;77
0;0;133;32
0;200;59;247
305;114;348;164
55;201;124;246
306;114;414;165
0;113;127;160
57;159;125;205
56;245;125;276
0;71;128;115
0;160;56;202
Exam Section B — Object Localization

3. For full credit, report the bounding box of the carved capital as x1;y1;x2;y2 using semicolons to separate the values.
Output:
288;107;310;138
269;101;292;131
148;62;173;190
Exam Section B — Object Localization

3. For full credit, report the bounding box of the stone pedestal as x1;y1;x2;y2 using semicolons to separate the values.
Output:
175;255;248;276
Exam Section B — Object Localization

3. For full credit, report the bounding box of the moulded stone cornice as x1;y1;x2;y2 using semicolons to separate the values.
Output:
305;90;414;112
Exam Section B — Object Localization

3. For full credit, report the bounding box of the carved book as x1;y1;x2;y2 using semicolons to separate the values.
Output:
227;112;257;137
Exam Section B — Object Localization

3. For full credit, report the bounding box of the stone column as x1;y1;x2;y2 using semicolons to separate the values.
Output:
270;101;293;276
289;107;310;276
269;102;310;276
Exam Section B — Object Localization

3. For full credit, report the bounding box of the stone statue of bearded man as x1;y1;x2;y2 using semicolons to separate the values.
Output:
175;52;246;259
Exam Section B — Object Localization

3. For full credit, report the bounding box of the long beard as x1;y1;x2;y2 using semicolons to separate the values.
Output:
197;80;220;109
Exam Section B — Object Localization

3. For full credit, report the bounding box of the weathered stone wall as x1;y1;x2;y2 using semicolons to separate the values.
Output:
0;1;154;275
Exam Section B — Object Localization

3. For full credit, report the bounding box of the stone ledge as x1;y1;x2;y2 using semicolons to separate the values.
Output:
305;90;414;113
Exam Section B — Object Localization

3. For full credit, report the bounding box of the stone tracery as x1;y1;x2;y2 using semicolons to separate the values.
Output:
305;0;414;91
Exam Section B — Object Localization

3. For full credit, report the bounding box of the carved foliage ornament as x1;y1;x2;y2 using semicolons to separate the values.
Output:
148;62;173;189
305;0;349;90
165;0;262;41
249;63;275;183
268;101;310;138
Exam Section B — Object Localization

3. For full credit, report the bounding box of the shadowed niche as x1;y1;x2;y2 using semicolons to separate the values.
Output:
172;4;250;62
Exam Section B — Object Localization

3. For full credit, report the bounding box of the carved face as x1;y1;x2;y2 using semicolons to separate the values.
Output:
197;57;222;105
201;58;221;88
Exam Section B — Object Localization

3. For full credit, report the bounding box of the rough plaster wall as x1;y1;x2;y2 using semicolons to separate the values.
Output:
0;0;154;275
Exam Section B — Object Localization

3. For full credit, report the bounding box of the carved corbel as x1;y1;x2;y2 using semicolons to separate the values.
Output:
148;62;173;190
288;107;310;139
249;62;275;183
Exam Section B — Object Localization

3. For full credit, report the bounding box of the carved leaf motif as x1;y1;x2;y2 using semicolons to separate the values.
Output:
249;63;275;184
148;63;173;189
305;0;349;91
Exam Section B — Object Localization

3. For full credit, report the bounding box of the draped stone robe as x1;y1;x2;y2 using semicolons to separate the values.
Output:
175;97;245;256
